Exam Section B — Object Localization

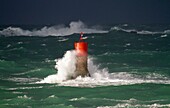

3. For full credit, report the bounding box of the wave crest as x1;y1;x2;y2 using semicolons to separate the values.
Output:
0;21;108;36
37;50;170;87
111;26;170;35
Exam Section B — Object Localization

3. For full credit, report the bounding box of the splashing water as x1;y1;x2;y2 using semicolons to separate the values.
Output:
0;21;108;36
37;50;110;84
37;50;170;87
38;50;77;83
110;26;170;35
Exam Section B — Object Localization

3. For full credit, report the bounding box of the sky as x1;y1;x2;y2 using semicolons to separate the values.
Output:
0;0;170;25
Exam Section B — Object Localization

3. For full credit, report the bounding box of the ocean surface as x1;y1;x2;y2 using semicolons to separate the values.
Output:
0;21;170;108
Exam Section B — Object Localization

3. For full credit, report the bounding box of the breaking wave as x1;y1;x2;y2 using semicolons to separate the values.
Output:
98;103;170;108
0;21;108;36
37;50;170;87
111;26;170;35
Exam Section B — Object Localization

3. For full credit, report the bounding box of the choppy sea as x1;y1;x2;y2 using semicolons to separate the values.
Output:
0;21;170;108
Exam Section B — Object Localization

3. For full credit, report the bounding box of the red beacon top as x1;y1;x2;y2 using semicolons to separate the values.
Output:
74;32;88;56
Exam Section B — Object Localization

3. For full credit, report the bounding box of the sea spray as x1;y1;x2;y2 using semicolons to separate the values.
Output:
55;50;77;80
38;50;77;83
38;50;170;87
38;50;110;84
1;24;170;107
0;21;108;36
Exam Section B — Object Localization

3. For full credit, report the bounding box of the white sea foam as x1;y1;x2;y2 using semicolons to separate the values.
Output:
111;26;170;35
161;34;167;38
58;38;69;42
69;97;86;101
0;21;108;36
68;97;169;108
98;103;170;108
3;86;43;90
7;77;40;83
17;95;32;99
37;50;170;87
82;36;88;40
12;68;42;76
6;44;11;48
96;98;168;108
38;50;77;83
17;42;23;44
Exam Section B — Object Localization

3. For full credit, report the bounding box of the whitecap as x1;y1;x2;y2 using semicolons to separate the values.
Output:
110;26;170;35
6;44;11;48
17;42;23;44
6;77;40;83
98;103;170;108
82;36;88;39
18;95;31;99
38;50;170;87
58;38;69;42
160;34;167;38
69;97;86;101
13;69;42;76
41;44;46;46
0;21;108;36
5;86;43;90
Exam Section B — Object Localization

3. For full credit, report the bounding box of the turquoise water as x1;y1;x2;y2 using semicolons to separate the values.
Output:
0;22;170;107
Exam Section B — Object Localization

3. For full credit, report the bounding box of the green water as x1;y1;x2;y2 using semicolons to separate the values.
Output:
0;24;170;107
